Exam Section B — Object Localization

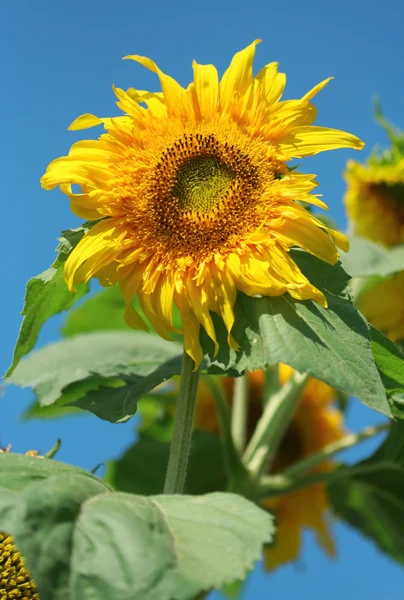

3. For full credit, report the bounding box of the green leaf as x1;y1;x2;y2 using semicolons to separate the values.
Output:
328;420;404;565
62;285;129;337
106;430;227;496
7;332;184;423
21;399;84;421
339;236;404;278
62;284;183;339
5;225;94;377
202;253;391;417
370;326;404;418
0;452;105;492
0;454;273;600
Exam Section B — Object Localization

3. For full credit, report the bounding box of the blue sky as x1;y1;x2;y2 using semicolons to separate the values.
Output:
2;0;404;597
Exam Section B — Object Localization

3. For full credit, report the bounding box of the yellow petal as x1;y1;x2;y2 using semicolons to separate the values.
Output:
64;219;127;290
219;40;261;113
186;276;219;355
124;54;187;113
280;126;365;158
120;271;149;331
68;113;105;130
301;77;333;102
192;61;219;118
271;214;339;265
255;62;286;106
176;293;204;368
113;85;146;119
125;88;166;117
137;289;173;341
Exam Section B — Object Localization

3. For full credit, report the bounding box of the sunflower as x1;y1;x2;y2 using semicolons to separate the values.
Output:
344;158;404;247
41;41;363;365
357;272;404;343
0;532;39;599
194;365;345;570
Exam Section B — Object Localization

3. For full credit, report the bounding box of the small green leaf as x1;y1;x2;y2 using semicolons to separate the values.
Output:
370;326;404;418
5;224;95;377
7;332;183;423
328;420;404;565
106;430;227;496
0;454;273;600
340;236;404;278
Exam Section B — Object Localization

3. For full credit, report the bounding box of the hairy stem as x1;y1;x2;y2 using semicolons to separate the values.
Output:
163;351;201;495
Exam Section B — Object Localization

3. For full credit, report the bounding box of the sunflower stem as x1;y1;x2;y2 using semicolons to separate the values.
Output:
243;372;309;478
231;374;249;453
163;351;201;495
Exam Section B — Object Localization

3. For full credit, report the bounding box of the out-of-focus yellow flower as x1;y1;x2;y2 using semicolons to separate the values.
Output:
344;159;404;247
41;42;362;366
0;532;39;599
195;365;345;570
358;272;404;343
344;118;404;343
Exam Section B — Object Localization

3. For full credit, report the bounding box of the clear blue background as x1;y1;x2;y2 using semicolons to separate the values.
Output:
2;0;404;597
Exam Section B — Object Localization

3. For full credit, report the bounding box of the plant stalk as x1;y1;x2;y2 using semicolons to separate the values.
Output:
243;372;309;477
258;422;389;499
231;374;249;453
163;351;201;495
282;422;389;479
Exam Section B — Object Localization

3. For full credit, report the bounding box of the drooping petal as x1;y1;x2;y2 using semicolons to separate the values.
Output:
176;292;204;367
64;219;128;290
119;269;149;331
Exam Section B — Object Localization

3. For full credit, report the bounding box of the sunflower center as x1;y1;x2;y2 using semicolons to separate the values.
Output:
0;532;39;599
137;127;279;260
174;155;235;213
371;181;404;208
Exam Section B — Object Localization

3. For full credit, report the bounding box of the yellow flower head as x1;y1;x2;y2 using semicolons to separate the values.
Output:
344;158;404;247
358;272;404;343
195;365;345;570
0;532;39;599
41;42;363;365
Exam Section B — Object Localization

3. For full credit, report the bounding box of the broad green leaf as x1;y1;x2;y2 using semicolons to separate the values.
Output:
5;225;93;377
202;291;391;417
21;399;83;421
370;326;404;417
328;420;404;565
8;332;183;423
0;454;273;600
106;430;226;496
340;236;404;278
0;452;104;492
